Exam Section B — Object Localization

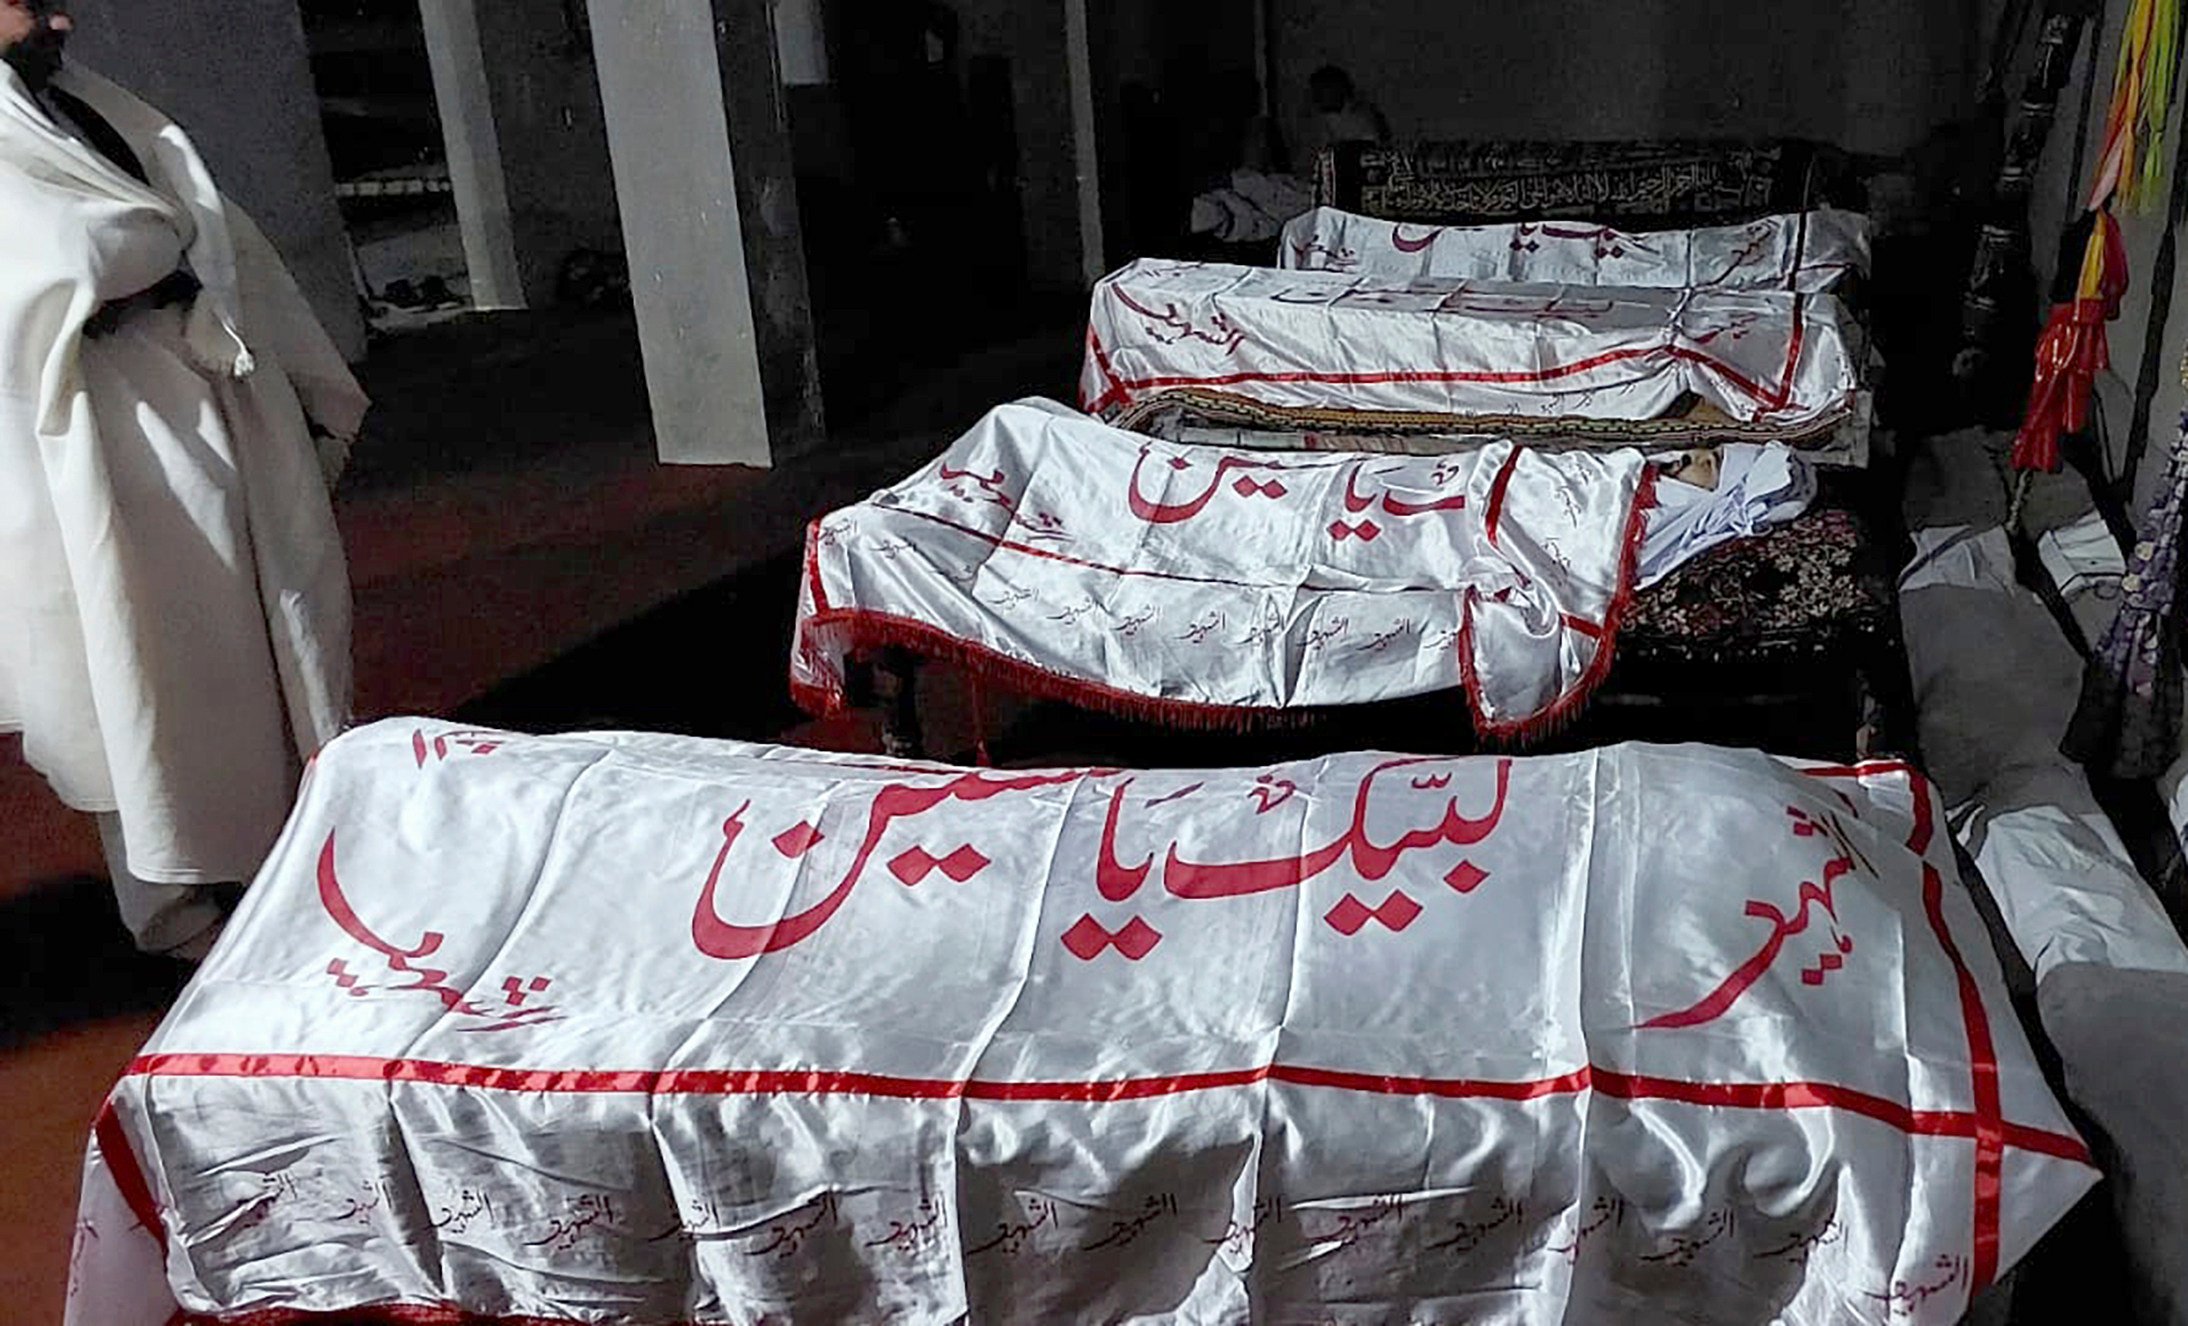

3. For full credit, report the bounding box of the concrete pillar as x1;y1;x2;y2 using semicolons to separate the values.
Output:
416;0;527;310
774;0;830;86
586;0;823;466
956;0;1089;290
64;0;366;358
1063;0;1107;285
422;0;626;311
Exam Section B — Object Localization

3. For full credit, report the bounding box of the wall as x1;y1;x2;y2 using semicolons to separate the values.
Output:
1087;0;1259;261
2004;0;2188;799
1269;0;1981;162
65;0;366;357
2028;1;2188;499
956;0;1087;288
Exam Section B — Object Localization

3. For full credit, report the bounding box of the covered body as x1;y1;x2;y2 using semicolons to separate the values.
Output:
74;721;2093;1324
1081;259;1860;430
1278;206;1869;293
791;400;1654;737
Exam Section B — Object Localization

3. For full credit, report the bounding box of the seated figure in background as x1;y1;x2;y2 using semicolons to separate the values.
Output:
1301;63;1390;163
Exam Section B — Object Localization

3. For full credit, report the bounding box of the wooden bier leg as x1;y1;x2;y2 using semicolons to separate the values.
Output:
874;649;925;760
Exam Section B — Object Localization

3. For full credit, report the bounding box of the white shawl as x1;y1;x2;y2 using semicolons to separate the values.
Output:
0;61;367;883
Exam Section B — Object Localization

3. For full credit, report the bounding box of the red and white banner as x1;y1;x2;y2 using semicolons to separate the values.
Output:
1081;259;1860;429
790;400;1651;738
74;722;2093;1324
1279;206;1870;293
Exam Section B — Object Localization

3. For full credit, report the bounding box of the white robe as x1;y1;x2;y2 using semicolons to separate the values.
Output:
0;62;366;886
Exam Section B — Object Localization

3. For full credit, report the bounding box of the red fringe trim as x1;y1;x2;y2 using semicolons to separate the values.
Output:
1462;466;1658;747
794;466;1658;746
798;610;1326;733
177;1306;700;1326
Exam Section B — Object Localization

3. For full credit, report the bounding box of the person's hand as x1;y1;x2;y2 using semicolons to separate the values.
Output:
308;422;353;491
82;301;121;338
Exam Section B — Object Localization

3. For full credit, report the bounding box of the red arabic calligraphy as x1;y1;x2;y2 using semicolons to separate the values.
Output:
1637;805;1868;1031
864;1195;946;1255
1640;1208;1735;1266
1688;310;1763;346
1308;1194;1406;1254
1146;782;1204;808
1390;225;1443;253
1329;463;1470;543
1425;1196;1524;1254
1083;1192;1179;1251
1249;775;1298;815
1109;287;1247;353
1128;449;1291;525
1512;222;1633;260
1697;226;1777;289
967;1195;1061;1257
691;769;1095;961
1098;758;1512;903
1548;1195;1625;1263
939;464;1017;513
412;727;505;768
316;832;564;1033
1289;238;1359;271
1865;1254;1972;1318
1060;913;1163;961
1073;758;1511;960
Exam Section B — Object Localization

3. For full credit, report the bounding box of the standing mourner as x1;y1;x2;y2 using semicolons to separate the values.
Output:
0;0;367;957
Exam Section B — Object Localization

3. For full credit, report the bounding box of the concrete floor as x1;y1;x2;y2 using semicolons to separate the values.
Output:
0;304;1082;1323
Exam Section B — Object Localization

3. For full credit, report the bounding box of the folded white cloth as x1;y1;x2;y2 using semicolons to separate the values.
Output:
1279;205;1871;293
1899;525;2188;981
2035;509;2125;647
1639;443;1817;588
1189;170;1314;244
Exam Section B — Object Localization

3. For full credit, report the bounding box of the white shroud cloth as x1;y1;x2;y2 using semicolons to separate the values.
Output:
1279;205;1871;293
791;400;1652;737
1082;259;1859;429
1639;443;1817;588
71;721;2094;1324
0;63;366;884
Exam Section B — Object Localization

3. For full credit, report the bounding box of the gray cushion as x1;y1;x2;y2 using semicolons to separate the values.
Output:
2036;963;2188;1325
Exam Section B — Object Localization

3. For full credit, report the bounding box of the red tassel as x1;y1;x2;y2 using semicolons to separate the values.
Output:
2014;212;2130;474
2014;306;2075;473
2013;297;2115;473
